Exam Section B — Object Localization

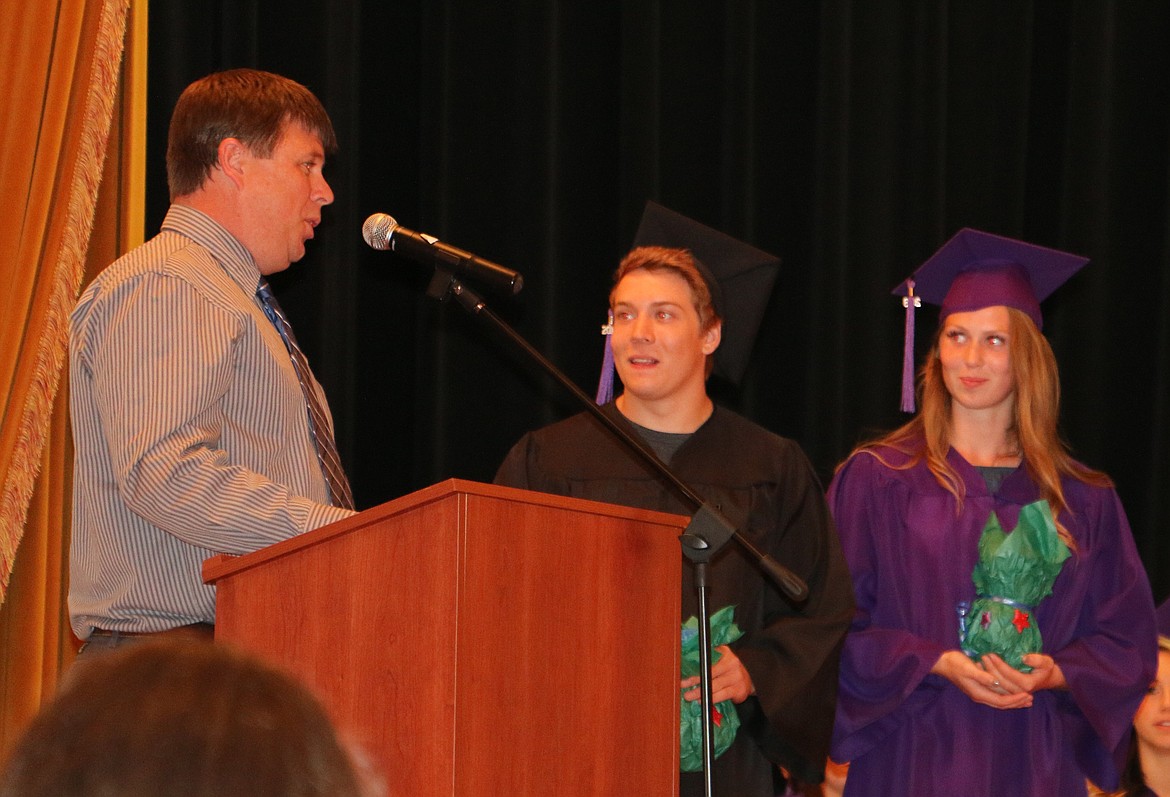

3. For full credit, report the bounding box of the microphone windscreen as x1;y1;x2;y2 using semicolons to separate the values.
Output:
361;213;398;250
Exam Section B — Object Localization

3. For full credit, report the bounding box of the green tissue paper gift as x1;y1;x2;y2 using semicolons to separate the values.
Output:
679;604;744;772
959;500;1070;672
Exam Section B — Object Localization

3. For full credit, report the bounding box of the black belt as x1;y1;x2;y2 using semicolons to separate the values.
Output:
89;623;215;641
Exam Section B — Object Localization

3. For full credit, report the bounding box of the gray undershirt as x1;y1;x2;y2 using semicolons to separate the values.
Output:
629;421;692;464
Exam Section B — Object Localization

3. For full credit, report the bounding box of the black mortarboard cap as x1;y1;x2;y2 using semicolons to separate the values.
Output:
628;201;781;384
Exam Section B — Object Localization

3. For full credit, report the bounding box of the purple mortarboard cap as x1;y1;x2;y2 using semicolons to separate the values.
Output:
892;228;1089;412
595;202;781;403
1157;598;1170;638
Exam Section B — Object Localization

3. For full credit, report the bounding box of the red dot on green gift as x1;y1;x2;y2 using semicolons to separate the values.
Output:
1012;609;1031;634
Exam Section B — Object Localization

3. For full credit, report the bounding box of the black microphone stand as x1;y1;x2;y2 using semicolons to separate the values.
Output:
426;268;808;797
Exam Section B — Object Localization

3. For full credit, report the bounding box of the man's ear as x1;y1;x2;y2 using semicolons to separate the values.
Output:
217;138;248;189
702;320;722;355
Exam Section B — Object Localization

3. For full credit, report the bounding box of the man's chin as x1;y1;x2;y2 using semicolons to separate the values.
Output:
258;260;294;276
278;246;309;269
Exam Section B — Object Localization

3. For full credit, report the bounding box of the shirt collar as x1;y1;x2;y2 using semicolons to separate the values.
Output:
160;204;262;295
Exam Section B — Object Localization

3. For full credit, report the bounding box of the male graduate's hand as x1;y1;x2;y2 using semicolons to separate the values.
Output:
680;645;755;705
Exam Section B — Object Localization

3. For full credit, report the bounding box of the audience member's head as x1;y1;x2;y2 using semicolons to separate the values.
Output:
1125;635;1170;795
0;641;380;797
1097;635;1170;797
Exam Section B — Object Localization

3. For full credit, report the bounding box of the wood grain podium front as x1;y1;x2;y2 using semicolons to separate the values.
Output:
203;479;685;796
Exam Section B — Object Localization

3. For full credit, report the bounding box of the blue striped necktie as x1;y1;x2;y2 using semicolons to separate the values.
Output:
256;279;355;511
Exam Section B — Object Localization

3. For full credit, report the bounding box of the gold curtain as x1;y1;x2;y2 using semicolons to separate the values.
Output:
0;0;143;753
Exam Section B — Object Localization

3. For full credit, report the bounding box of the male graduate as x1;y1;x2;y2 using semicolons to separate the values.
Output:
495;203;854;795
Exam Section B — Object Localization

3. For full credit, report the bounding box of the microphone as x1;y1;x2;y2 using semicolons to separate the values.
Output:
362;213;523;295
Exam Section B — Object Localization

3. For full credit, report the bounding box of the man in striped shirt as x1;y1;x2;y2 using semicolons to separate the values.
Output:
68;69;356;651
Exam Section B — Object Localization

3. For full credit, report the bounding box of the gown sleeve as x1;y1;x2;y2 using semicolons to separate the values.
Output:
826;451;955;762
731;440;855;783
1048;484;1155;784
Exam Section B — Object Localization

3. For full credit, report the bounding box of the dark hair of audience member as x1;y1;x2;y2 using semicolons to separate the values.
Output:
0;641;376;797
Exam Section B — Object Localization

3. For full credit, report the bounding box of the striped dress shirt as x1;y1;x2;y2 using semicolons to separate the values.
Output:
69;204;355;638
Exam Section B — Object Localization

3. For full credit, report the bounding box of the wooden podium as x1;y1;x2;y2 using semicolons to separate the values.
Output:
203;479;686;796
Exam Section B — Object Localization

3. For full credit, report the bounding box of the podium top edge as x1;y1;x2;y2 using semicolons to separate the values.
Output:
202;478;689;584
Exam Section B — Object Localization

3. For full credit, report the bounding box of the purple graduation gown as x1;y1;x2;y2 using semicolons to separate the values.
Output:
495;404;855;795
828;444;1156;796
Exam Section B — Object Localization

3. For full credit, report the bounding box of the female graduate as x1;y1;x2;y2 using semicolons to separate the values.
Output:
827;229;1157;796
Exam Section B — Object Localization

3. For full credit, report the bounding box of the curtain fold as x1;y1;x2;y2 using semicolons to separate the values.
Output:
0;0;133;753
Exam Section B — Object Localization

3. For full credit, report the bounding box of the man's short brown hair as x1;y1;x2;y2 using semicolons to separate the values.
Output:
166;69;337;199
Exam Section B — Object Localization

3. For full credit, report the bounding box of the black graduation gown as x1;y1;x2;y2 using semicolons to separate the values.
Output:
494;403;854;795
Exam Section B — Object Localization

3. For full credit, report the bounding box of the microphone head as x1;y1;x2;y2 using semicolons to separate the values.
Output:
362;213;399;250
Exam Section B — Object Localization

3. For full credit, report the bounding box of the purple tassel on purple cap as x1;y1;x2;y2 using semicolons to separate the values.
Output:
901;280;920;413
595;311;615;404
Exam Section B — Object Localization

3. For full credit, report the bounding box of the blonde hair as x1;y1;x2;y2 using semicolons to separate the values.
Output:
848;307;1110;548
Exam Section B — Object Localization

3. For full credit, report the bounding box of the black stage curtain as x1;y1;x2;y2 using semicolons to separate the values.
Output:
143;2;1170;597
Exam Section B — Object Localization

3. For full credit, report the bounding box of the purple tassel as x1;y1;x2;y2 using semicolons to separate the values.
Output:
595;311;615;404
901;281;919;413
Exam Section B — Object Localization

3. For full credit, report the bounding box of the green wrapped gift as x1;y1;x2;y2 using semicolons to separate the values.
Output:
679;604;744;772
959;500;1070;672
